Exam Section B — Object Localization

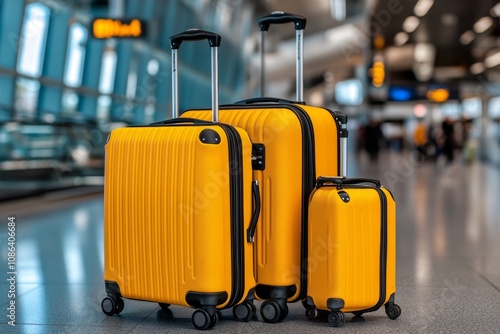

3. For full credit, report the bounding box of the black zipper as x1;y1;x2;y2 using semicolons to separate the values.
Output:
218;124;245;308
287;105;315;302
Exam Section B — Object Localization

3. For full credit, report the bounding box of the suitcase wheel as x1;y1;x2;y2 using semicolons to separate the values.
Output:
192;308;217;330
233;301;255;322
305;307;318;321
158;303;170;313
385;303;402;320
101;296;124;316
327;311;345;327
260;300;288;323
279;304;289;321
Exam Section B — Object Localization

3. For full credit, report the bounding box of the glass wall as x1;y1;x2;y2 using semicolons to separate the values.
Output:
0;0;256;192
1;0;254;126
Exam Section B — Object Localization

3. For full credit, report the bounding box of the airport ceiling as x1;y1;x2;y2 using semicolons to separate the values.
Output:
256;0;500;83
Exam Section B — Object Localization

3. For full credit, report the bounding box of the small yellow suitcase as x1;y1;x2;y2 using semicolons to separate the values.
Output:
182;12;348;323
101;30;260;330
305;176;401;327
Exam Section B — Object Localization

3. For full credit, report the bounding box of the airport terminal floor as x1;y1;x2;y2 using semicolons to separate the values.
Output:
1;150;499;334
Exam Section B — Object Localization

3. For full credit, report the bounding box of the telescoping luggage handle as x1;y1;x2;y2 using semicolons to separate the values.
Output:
316;177;381;189
258;11;307;101
170;29;221;122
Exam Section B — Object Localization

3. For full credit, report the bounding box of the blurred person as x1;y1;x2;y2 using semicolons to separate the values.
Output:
356;123;366;156
364;119;385;161
441;117;455;164
462;120;475;164
413;119;428;161
426;123;443;162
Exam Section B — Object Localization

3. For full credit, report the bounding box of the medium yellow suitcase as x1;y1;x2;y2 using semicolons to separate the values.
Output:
305;177;401;327
101;30;260;330
182;12;348;323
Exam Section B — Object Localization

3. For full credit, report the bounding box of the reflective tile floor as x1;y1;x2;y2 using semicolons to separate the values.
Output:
1;151;500;333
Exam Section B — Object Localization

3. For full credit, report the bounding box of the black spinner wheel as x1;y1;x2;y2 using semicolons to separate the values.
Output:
209;311;219;329
101;297;116;316
260;300;281;323
192;308;212;330
158;303;170;312
278;304;289;321
114;297;124;314
385;303;402;320
327;311;345;327
305;307;318;321
233;302;253;322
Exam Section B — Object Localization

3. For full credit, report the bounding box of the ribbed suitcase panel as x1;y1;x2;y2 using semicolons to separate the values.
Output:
104;126;233;307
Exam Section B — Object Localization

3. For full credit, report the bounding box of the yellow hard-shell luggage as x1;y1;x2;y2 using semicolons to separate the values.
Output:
182;12;347;323
305;176;401;327
101;30;260;330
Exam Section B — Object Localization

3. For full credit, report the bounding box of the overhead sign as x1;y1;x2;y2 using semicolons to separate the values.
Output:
92;18;146;39
427;88;449;103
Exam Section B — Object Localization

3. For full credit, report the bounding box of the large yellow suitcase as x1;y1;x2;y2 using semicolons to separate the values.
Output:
182;12;347;323
101;30;260;330
305;177;401;327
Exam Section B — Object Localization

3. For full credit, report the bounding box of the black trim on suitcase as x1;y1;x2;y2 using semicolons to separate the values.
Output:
219;124;246;308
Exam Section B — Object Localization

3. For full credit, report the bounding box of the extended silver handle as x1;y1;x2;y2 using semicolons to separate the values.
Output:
258;12;306;101
170;29;220;122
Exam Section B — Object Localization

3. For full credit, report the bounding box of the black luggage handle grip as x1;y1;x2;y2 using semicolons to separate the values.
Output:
316;177;381;188
247;180;261;243
150;117;213;125
170;29;221;49
232;97;305;105
258;11;307;31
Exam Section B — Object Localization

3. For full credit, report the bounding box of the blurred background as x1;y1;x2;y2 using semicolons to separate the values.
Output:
0;0;499;198
1;1;500;333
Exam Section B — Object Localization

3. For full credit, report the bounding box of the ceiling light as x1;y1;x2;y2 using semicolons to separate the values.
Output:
414;0;434;17
460;30;474;45
485;51;500;68
441;14;457;26
491;2;500;17
394;32;409;46
403;16;420;33
414;43;435;63
330;0;346;21
473;16;493;34
470;62;485;74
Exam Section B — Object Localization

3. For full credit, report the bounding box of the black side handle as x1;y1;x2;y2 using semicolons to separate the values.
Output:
258;11;307;31
170;29;221;49
233;97;305;105
316;177;381;189
150;117;213;125
247;180;261;243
